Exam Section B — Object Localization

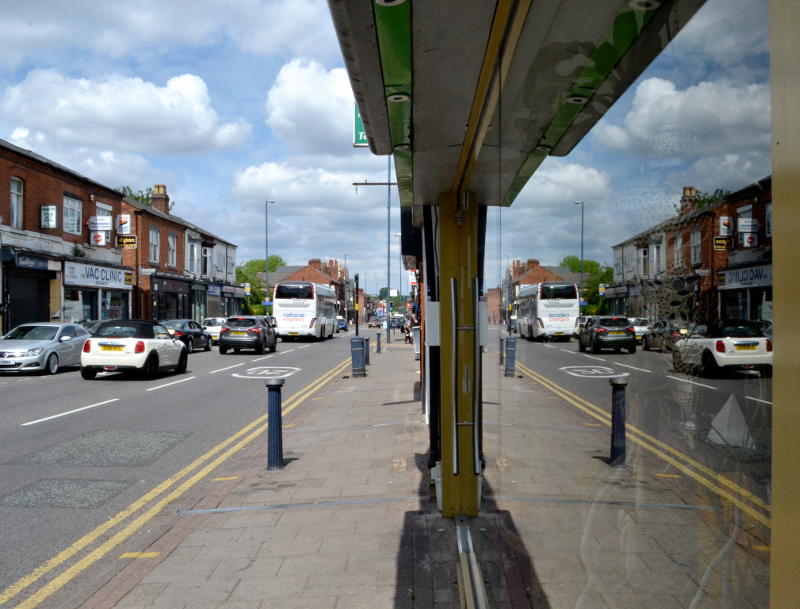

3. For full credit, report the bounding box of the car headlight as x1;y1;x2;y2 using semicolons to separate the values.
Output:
24;347;44;356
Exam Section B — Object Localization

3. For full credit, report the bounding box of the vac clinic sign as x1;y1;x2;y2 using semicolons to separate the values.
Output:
64;261;130;289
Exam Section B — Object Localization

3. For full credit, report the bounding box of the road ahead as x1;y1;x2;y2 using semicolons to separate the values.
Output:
0;332;354;608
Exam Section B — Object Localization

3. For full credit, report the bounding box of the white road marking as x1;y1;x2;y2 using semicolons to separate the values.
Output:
582;355;606;361
22;399;120;426
209;363;244;374
298;345;310;349
665;375;718;390
282;349;296;353
17;378;31;382
543;344;556;349
616;363;652;373
252;355;275;362
559;349;576;354
745;396;772;405
146;376;196;391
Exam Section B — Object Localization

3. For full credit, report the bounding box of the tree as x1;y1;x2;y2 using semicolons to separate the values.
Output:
235;257;286;314
117;185;154;206
559;256;613;314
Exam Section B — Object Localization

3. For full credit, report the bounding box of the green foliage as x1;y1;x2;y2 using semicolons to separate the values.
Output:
559;256;613;310
235;257;286;314
117;185;154;206
695;188;732;209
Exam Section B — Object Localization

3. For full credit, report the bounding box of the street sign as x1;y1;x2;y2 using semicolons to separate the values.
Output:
90;231;107;246
262;301;272;305
714;236;731;250
353;105;368;147
116;235;137;249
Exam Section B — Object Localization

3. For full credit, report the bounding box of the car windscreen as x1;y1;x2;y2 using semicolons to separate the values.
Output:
5;325;58;340
225;318;259;328
94;323;155;339
275;284;313;299
540;284;578;299
598;318;629;327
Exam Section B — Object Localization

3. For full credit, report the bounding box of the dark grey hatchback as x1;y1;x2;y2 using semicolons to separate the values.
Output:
218;316;277;354
578;316;636;354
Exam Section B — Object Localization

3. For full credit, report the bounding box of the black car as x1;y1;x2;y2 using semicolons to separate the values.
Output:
578;316;636;354
160;319;212;352
643;319;690;352
219;316;277;354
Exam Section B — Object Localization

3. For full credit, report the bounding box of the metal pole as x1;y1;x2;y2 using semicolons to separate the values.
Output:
344;253;349;324
265;378;285;469
265;200;275;314
354;273;360;337
386;155;391;344
609;375;629;466
576;200;584;316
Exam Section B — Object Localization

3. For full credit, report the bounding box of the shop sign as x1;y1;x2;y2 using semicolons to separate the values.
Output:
88;215;113;231
116;214;131;234
155;278;189;294
125;272;134;285
719;264;772;290
208;284;221;296
90;231;107;246
64;261;131;290
628;285;642;297
714;236;732;250
222;285;236;294
16;254;49;270
234;287;246;297
116;235;137;249
718;216;732;237
742;232;758;248
40;206;58;229
738;218;758;233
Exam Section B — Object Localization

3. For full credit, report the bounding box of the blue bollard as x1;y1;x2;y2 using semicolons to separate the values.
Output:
504;336;516;377
376;331;381;353
499;336;504;366
609;376;629;466
351;337;366;376
363;336;370;365
266;378;285;470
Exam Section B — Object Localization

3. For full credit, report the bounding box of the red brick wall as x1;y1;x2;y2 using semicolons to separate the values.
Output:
0;146;122;247
282;266;335;285
486;288;501;324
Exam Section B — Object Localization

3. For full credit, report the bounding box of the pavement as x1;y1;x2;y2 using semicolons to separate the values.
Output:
79;330;769;609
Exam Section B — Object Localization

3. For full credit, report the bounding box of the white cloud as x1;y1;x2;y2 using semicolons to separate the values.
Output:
2;69;251;154
0;0;338;70
265;59;354;155
594;77;770;159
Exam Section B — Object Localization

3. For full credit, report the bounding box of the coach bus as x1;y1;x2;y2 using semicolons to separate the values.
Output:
272;281;338;340
515;282;579;341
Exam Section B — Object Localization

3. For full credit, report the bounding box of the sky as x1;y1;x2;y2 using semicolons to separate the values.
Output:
0;0;769;294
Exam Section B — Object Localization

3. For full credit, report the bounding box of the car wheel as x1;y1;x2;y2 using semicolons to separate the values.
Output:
204;337;211;351
700;351;719;378
234;348;240;354
627;345;636;354
762;365;773;379
269;340;277;353
578;339;586;352
45;353;59;375
175;350;188;374
643;337;650;351
187;338;194;353
255;340;265;355
219;346;228;355
142;353;159;379
80;367;97;380
672;350;684;373
591;340;600;354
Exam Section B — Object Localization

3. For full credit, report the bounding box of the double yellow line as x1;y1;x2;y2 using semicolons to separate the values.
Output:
2;358;351;609
515;361;771;528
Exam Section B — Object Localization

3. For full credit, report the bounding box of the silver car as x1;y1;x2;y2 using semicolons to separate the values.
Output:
0;323;90;374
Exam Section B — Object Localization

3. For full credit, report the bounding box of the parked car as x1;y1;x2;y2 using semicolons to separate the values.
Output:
80;320;187;379
628;318;652;344
643;319;691;352
0;322;90;374
78;319;105;334
161;319;212;352
367;317;383;328
219;316;277;354
578;316;636;354
202;317;227;344
672;319;773;378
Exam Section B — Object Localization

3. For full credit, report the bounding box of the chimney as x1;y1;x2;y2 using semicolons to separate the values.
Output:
512;259;522;278
526;259;540;271
152;184;170;214
679;186;697;215
309;258;322;271
327;259;337;278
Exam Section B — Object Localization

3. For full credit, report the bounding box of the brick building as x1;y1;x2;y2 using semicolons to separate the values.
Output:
0;138;133;331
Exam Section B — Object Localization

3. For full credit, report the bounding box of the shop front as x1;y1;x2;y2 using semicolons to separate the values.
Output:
152;275;191;320
1;249;60;332
717;263;772;321
221;284;245;316
63;260;133;322
207;284;222;317
191;282;207;322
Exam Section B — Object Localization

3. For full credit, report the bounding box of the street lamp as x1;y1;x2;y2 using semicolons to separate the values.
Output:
575;201;584;315
394;232;402;299
344;253;349;323
265;200;275;313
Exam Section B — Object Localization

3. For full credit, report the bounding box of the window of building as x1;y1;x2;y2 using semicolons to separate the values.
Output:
766;202;772;237
149;226;160;262
673;234;683;269
737;206;753;246
63;195;83;235
168;233;177;267
690;229;701;265
202;247;212;275
10;177;23;229
653;242;663;275
96;202;112;244
188;240;200;274
216;251;225;275
640;248;649;278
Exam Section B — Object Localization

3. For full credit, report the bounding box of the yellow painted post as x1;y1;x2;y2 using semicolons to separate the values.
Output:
438;191;480;517
770;0;800;606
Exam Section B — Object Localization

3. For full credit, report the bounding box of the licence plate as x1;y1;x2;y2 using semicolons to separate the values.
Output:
231;331;247;336
679;328;688;334
554;332;564;335
101;345;124;351
0;359;14;365
609;331;624;335
735;344;757;351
